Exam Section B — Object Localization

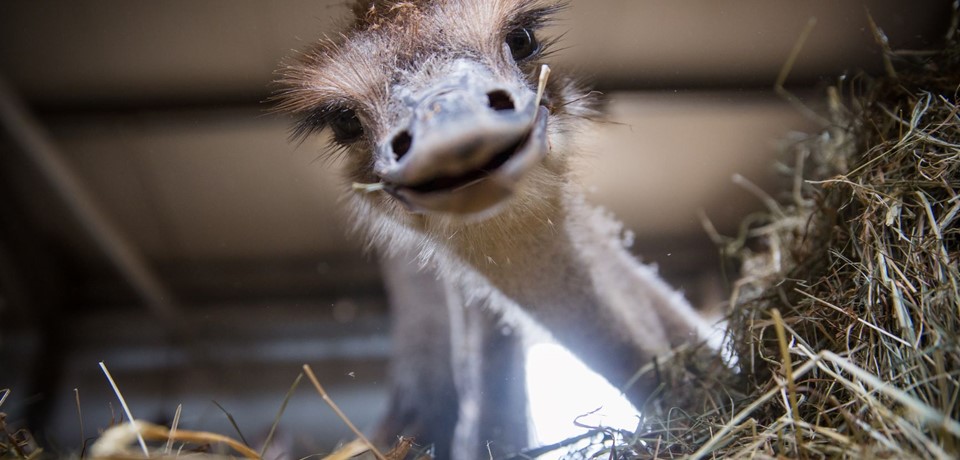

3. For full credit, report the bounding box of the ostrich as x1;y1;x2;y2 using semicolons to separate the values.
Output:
277;0;716;457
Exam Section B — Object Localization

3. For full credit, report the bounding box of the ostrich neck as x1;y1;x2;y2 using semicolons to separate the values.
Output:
442;186;708;400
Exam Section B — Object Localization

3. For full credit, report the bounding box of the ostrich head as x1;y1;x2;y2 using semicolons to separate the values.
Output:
277;0;597;258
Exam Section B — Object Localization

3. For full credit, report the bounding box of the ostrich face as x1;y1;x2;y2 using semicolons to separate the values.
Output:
279;0;593;224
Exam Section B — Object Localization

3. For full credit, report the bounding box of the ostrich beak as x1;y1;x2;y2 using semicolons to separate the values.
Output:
372;61;549;217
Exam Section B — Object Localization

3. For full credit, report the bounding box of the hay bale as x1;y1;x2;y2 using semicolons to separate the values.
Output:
616;14;960;460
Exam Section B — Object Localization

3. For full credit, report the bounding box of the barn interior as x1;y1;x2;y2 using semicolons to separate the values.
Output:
0;0;952;456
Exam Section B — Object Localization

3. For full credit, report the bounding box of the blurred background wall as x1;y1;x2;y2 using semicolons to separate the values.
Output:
0;0;952;456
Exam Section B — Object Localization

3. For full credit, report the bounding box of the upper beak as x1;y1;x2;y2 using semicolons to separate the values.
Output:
372;61;549;216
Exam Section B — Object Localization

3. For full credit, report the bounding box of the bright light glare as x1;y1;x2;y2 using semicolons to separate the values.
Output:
525;342;640;449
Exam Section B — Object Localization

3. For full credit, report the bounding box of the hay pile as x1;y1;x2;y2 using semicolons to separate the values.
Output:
610;17;960;460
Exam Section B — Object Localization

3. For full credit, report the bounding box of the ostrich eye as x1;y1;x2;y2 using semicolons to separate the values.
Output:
329;108;364;143
505;27;539;61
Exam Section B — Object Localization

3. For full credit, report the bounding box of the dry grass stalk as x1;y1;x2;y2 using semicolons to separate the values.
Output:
99;362;149;457
90;421;260;459
1;389;43;460
303;364;389;460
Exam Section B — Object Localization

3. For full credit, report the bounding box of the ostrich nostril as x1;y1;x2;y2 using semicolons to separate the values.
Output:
487;90;515;112
392;130;413;160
